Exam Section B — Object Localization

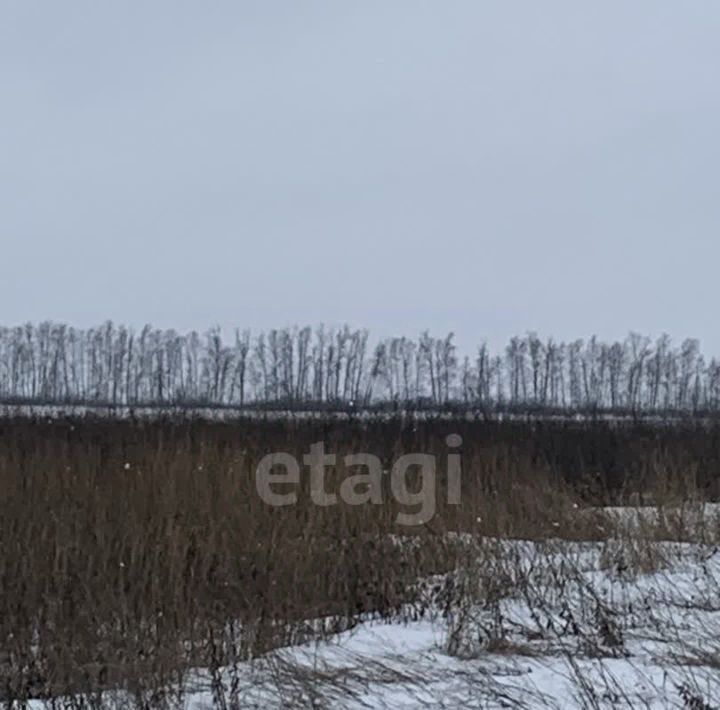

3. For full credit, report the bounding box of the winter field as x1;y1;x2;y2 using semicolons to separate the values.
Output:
6;0;720;702
144;520;720;709
2;415;720;708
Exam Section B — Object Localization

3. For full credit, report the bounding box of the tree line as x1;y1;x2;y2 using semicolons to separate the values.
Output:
0;322;719;414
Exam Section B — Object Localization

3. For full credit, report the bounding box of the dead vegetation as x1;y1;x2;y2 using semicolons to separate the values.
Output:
0;414;719;707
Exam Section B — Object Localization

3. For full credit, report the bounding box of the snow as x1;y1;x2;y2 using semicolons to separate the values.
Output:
25;530;720;708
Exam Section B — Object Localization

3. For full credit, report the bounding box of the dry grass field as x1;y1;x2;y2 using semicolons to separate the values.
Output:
1;415;719;707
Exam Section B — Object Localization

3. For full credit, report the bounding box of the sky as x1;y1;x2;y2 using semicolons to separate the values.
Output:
2;2;719;354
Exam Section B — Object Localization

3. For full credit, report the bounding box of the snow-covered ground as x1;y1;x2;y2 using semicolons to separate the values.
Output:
213;541;720;708
202;540;720;709
26;531;720;709
3;402;715;426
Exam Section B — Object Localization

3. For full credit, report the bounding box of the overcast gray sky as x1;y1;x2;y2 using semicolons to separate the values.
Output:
2;2;718;353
